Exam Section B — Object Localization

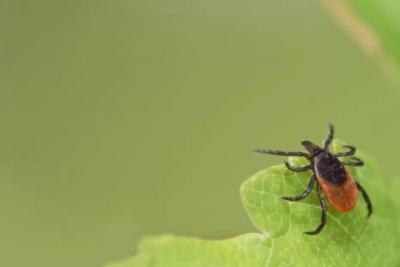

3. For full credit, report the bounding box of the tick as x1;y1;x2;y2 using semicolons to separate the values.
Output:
254;123;372;235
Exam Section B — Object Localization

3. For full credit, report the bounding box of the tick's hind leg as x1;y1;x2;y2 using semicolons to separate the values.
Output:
335;145;356;157
356;180;373;217
285;161;312;172
282;175;315;201
304;183;327;235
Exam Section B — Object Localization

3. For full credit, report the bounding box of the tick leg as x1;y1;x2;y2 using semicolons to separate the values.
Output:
335;145;356;157
323;123;334;151
356;180;373;217
342;157;364;167
304;183;327;235
254;149;310;158
285;161;312;172
282;175;315;201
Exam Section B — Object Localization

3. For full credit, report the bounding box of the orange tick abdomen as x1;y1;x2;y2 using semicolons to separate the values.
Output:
317;168;358;212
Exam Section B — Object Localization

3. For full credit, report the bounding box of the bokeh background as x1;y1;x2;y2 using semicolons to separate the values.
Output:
1;1;399;267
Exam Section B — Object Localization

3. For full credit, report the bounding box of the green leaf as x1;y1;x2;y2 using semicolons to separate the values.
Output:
105;234;272;267
105;140;400;267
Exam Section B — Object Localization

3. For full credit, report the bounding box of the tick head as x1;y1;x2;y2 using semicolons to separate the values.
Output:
301;140;323;156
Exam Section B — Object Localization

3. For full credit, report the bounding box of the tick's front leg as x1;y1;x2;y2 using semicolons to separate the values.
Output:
285;161;312;172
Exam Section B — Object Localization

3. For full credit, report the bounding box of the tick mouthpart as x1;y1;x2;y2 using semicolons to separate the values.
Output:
301;140;323;155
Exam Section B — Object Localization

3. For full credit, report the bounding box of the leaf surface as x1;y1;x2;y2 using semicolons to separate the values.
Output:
106;140;400;267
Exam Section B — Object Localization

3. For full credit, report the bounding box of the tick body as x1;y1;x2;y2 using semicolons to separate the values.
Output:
255;124;372;235
314;150;358;212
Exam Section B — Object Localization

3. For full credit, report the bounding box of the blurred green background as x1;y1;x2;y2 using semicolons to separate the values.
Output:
1;1;399;267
